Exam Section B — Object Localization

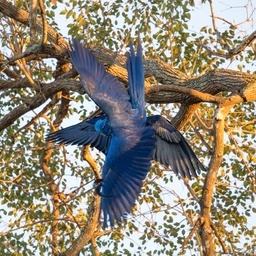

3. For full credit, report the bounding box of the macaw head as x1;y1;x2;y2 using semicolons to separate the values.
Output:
94;117;111;136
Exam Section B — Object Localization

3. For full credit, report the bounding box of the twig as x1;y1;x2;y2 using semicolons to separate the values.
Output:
215;16;236;28
189;119;213;153
181;217;203;249
194;110;213;131
210;220;228;254
199;29;256;59
12;97;60;138
8;38;40;91
0;43;41;72
181;177;200;203
82;145;101;180
38;0;47;44
171;190;203;255
0;217;71;237
209;0;230;51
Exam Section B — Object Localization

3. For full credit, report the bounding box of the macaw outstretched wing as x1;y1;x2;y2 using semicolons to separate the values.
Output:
47;115;205;179
146;115;206;179
69;39;131;124
46;116;110;154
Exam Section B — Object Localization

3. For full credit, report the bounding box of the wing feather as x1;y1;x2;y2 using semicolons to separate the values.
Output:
69;39;131;127
70;39;156;228
147;115;206;178
100;127;155;228
46;116;110;154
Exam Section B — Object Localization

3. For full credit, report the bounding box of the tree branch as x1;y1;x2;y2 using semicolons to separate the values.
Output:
199;30;256;59
1;68;255;133
210;220;228;254
40;91;70;255
0;0;68;52
146;84;225;104
199;101;235;255
90;236;100;256
29;0;38;43
182;217;203;250
38;0;48;44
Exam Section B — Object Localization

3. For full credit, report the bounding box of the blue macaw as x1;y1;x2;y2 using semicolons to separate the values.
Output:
47;115;205;179
47;38;206;228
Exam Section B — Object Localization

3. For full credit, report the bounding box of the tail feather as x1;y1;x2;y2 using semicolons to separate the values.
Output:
126;38;145;119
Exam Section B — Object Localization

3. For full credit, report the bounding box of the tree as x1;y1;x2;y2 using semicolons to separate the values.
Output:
0;0;255;255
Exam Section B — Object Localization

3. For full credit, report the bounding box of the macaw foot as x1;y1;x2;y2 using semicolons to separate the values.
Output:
94;178;103;194
94;179;114;197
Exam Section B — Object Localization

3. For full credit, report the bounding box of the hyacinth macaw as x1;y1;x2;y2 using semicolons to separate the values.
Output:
47;38;206;228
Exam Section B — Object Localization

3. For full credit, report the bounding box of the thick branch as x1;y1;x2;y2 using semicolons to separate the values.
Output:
38;0;48;44
146;84;225;104
171;103;201;129
145;68;256;104
1;68;255;133
29;0;38;43
199;102;235;255
59;195;100;256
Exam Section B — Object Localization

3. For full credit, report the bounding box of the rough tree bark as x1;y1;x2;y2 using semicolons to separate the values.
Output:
199;103;235;255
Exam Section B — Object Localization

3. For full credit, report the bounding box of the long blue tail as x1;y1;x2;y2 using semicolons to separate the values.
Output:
126;38;146;120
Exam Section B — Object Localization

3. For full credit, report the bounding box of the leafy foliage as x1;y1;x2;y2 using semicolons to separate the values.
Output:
0;0;255;255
